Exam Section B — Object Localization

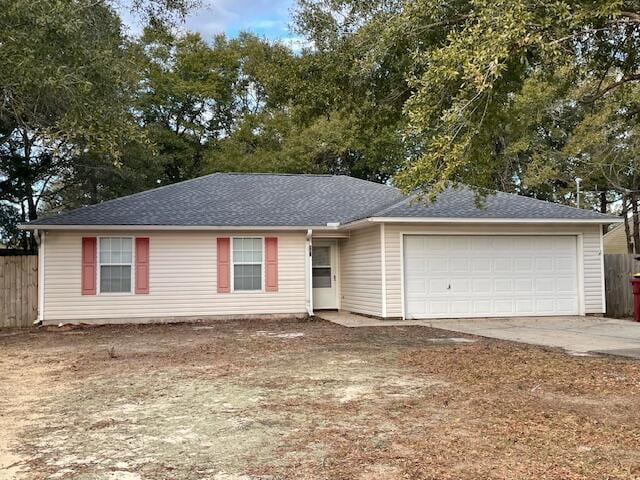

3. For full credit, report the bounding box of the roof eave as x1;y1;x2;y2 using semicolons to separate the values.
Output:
18;215;622;232
343;216;622;228
17;224;343;231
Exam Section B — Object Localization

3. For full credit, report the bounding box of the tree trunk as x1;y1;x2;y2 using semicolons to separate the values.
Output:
623;194;634;253
90;170;99;205
25;195;38;251
599;191;608;213
26;195;37;221
632;191;640;254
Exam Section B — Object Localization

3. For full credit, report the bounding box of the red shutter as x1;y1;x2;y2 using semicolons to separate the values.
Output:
217;237;230;293
81;237;97;295
265;237;278;292
135;237;150;294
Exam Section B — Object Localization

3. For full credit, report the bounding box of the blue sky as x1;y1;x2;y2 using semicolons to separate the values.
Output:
121;0;308;49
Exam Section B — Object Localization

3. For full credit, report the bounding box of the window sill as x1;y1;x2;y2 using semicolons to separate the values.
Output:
97;292;135;296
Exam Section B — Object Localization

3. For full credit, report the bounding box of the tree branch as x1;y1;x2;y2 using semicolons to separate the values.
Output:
581;73;640;104
619;11;640;23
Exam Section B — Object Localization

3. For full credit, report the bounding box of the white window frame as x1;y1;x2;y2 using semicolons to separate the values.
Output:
311;245;332;289
230;236;265;293
97;236;135;295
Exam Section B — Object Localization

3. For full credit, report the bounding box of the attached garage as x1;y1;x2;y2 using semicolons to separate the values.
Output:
403;235;580;319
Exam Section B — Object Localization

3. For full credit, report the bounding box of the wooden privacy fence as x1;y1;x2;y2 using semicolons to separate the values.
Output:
1;255;38;328
604;254;640;318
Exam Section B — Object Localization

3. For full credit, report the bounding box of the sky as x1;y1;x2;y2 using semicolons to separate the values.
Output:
120;0;309;49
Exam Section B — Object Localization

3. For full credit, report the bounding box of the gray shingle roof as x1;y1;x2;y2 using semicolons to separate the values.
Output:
26;173;617;227
374;186;616;220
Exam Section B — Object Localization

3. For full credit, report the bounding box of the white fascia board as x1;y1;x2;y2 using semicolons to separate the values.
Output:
18;216;623;232
365;216;623;225
18;224;342;232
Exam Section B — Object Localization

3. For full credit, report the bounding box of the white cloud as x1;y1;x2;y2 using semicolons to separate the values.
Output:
180;0;294;39
117;0;304;47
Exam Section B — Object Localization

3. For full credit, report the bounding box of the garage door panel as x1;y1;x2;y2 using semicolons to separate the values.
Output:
536;299;555;313
556;277;576;293
557;298;578;312
407;300;427;315
472;278;491;293
404;235;425;253
535;257;553;272
494;258;513;273
404;235;579;319
426;237;450;251
451;258;470;272
515;258;533;272
473;300;492;314
406;260;426;274
515;299;534;314
494;278;514;293
450;278;470;293
472;258;492;273
429;301;450;315
535;278;554;293
449;237;470;250
470;237;493;250
515;278;533;292
429;257;448;273
555;257;575;271
451;300;472;315
493;300;515;315
406;278;427;294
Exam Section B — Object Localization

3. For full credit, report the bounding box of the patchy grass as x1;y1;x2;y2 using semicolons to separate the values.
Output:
1;319;640;479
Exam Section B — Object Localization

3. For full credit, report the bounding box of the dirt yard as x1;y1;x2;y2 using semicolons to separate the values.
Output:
1;319;640;480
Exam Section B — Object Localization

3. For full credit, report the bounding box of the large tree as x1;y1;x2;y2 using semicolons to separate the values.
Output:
0;0;193;248
293;0;640;248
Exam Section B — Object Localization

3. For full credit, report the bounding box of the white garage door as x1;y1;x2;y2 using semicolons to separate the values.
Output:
403;235;579;319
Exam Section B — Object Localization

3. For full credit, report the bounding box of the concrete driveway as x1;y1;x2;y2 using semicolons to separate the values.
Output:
319;312;640;359
425;316;640;359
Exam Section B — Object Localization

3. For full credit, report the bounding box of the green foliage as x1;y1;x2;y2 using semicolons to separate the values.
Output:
386;0;640;203
0;0;199;247
126;23;408;188
7;0;638;249
0;0;143;247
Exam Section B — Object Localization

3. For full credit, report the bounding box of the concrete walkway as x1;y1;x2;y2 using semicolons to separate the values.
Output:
318;311;425;327
317;311;640;359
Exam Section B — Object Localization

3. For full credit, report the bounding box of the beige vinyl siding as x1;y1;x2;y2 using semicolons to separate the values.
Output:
582;225;605;313
382;223;605;318
339;225;382;316
603;223;631;254
43;230;307;322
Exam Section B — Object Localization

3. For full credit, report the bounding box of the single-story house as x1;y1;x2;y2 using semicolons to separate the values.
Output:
603;222;635;254
20;173;621;325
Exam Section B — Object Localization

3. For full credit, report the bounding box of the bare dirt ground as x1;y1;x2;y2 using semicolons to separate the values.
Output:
1;319;640;480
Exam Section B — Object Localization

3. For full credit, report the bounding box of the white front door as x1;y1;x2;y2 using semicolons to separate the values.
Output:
312;241;337;309
403;235;580;319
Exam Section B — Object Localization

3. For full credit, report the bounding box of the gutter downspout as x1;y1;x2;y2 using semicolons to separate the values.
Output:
306;229;314;317
34;229;45;325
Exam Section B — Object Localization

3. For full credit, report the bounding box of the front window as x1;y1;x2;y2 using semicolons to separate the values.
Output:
233;237;262;291
99;237;133;293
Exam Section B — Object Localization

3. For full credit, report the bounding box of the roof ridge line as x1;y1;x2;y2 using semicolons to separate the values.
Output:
223;172;335;177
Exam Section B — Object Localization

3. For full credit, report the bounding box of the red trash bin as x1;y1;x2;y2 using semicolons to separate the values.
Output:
632;276;640;322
